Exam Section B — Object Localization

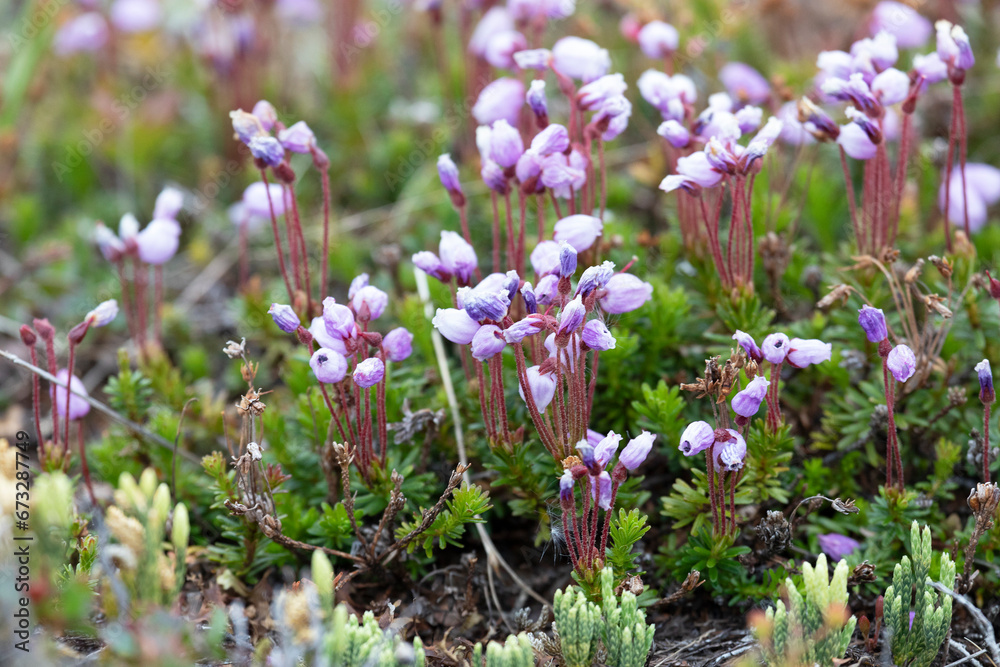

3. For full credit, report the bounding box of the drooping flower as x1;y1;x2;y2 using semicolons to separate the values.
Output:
432;308;481;345
731;376;770;418
581;319;615;351
472;77;526;126
837;121;878;160
733;330;762;362
437;154;463;198
719;62;771;105
471;325;507;361
558;242;577;278
935;20;974;72
519;366;557;413
557;296;586;335
153;187;184;220
252;100;278;131
553;214;603;253
248;135;285;167
135;218;182;265
858;305;889;343
551;36;610;83
599;273;653;314
53;13;110;55
352;285;389;320
679;421;715;457
761;333;790;364
308;317;347;354
489;119;525;169
637;21;679;59
577;74;628;111
715;429;747;472
353;357;385;388
310;348;348;384
786;338;833;369
278;121;317;153
85;300;119;328
619;431;655;470
439;231;479;284
503;316;545;343
322;298;357;340
52;370;90;420
870;2;931;49
530;124;570;156
268;303;300;333
383;328;414;362
937;163;1000;232
594;431;623;467
577;261;615;296
886;344;916;382
817;533;861;560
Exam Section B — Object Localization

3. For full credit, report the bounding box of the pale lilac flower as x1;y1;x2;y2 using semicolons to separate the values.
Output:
637;70;696;120
504;316;545;343
485;31;527;69
322;298;357;340
593;95;632;141
310;348;348;383
872;68;910;106
276;0;322;24
577;261;615;296
557;242;577;278
95;223;125;261
85;300;119;327
558;296;586;334
278;121;316;153
777;101;816;146
577;74;628;111
719;62;771;105
786;338;832;369
638;21;679;59
482;160;510;193
135;218;181;265
858;305;889;343
913;52;948;88
735;106;763;134
762;333;790;364
871;2;931;49
519;365;557;413
838;122;878;160
938;163;1000;231
383;328;413;362
352;285;389;320
526;79;548;119
544;332;581;371
509;0;575;22
531;124;570;156
659;151;724;193
473;78;526;126
230;110;265;145
348;274;369;299
119;213;140;241
437;154;462;197
353;357;385;388
530;240;561;277
657;120;690;148
594;431;622;467
489;119;524;168
243;182;286;218
936;20;974;71
309;317;347;354
679;421;715;456
976;359;995;404
582;319;615;351
818;533;861;560
535;274;559;304
599;273;653;314
733;330;762;362
591;471;613;509
268;303;300;333
554;215;603;253
514;49;552;71
468;7;514;57
817;50;854;80
851;31;899;73
461;287;510;322
432;308;481;344
439;231;478;283
249;136;285;167
521;283;537;314
252;100;278;131
412;251;448;281
541;151;587;197
52;370;90;420
886;344;916;382
471;325;506;361
822;73;879;114
716;430;747;472
732;376;770;418
619;431;656;470
153;187;184;220
54;13;109;55
110;0;162;33
551;36;610;83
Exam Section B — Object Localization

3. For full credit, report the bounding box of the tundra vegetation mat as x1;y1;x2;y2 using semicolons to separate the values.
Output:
1;0;1000;666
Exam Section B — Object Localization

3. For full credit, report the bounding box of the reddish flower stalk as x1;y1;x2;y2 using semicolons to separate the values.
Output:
78;421;97;505
19;327;43;455
35;319;59;448
259;169;295;304
984;404;991;484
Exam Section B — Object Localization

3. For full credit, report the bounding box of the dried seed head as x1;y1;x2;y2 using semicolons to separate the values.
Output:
831;497;860;514
817;284;853;309
223;337;247;359
948;386;968;406
928;255;953;278
756;510;791;556
903;259;925;283
562;455;582;470
850;560;877;584
745;359;759;380
923;294;953;318
968;483;999;529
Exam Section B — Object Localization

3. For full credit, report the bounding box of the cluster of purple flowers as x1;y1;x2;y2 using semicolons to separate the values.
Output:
423;233;651;458
732;330;833;431
557;430;655;577
229;100;332;315
269;277;412;482
94;186;183;353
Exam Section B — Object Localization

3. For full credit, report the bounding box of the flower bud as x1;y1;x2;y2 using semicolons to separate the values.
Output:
86;300;119;327
352;285;389;321
521;282;537;314
731;376;770;418
976;359;995;404
558;242;577;278
858;305;888;343
620;431;656;470
581;319;615;351
432;308;481;344
557;296;586;335
278;121;317;154
886;344;916;382
732;330;762;362
519;365;557;413
171;502;190;556
599;273;653;314
268;303;300;333
553;214;603;253
471;325;507;361
19;325;37;347
679;421;715;456
786;338;832;369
